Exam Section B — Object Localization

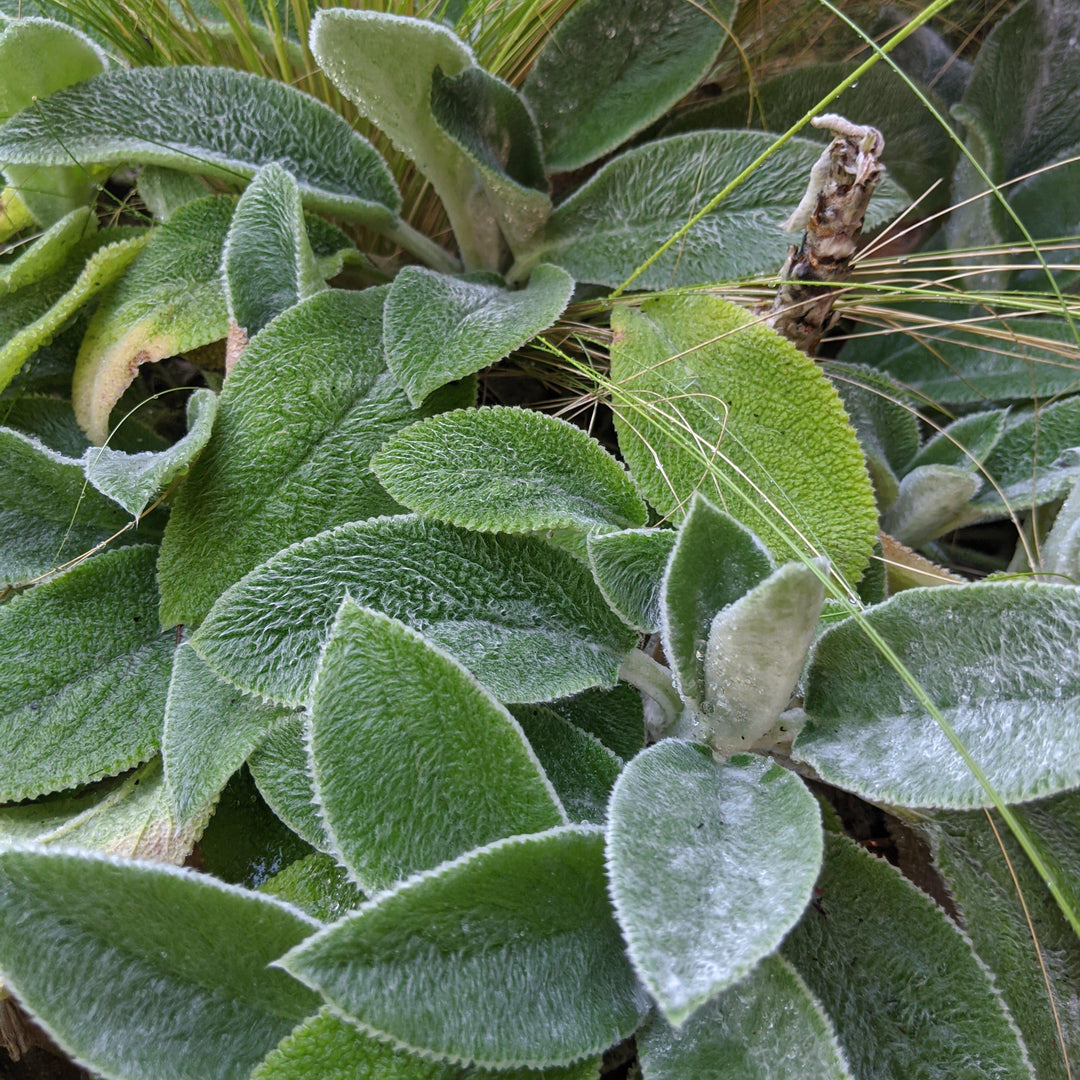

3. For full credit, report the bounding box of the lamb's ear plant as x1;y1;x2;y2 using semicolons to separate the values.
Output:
1;0;1079;1077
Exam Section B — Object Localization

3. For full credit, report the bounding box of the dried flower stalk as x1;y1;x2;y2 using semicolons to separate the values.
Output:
768;114;885;355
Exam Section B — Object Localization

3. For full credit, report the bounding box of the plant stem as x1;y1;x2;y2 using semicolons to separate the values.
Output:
381;217;461;274
618;648;682;731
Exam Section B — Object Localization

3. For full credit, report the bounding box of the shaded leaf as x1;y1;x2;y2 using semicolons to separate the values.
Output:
907;408;1007;471
137;165;209;222
841;318;1080;404
0;846;320;1080
784;832;1033;1080
661;495;774;707
517;131;907;288
198;766;315;888
156;287;472;628
0;426;136;585
0;18;106;224
823;360;919;510
663;60;957;211
372;406;645;534
796;581;1080;807
222;163;325;347
162;643;289;826
510;705;622;825
638;955;851;1080
967;396;1080;518
547;684;645;762
252;1007;602;1080
309;9;497;267
606;741;822;1025
190;515;638;707
522;0;732;173
311;602;565;892
1038;480;1080;583
881;464;981;547
430;65;551;254
248;716;332;855
922;792;1080;1080
82;387;217;517
0;544;174;802
281;826;649;1067
587;526;676;633
611;294;878;585
258;854;365;924
0;64;400;224
0;758;207;864
384;263;572;406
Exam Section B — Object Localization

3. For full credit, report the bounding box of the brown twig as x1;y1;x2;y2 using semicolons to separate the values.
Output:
768;113;885;355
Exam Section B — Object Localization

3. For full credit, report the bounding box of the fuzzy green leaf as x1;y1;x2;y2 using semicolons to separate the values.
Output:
522;0;732;173
611;295;879;585
907;408;1007;471
0;230;147;399
73;196;232;443
606;741;822;1026
881;464;982;547
0;426;136;585
662;60;957;212
311;602;565;892
661;495;774;708
0;545;174;802
162;644;290;826
0;758;208;864
82;388;217;517
248;717;332;854
383;263;573;406
2;394;168;458
0;206;95;291
308;9;496;268
586;527;676;633
156;287;473;628
259;854;365;924
252;1007;602;1080
784;832;1033;1080
1039;481;1080;583
947;0;1080;264
191;515;638;707
137;165;210;222
510;705;622;825
796;581;1080;808
372;406;645;535
841;318;1080;404
696;560;826;753
223;163;325;345
0;65;400;225
281;826;649;1067
548;684;645;762
0;18;106;224
966;397;1080;518
823;361;919;510
518;131;908;288
0;846;320;1080
429;65;551;254
638;955;852;1080
922;793;1080;1080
